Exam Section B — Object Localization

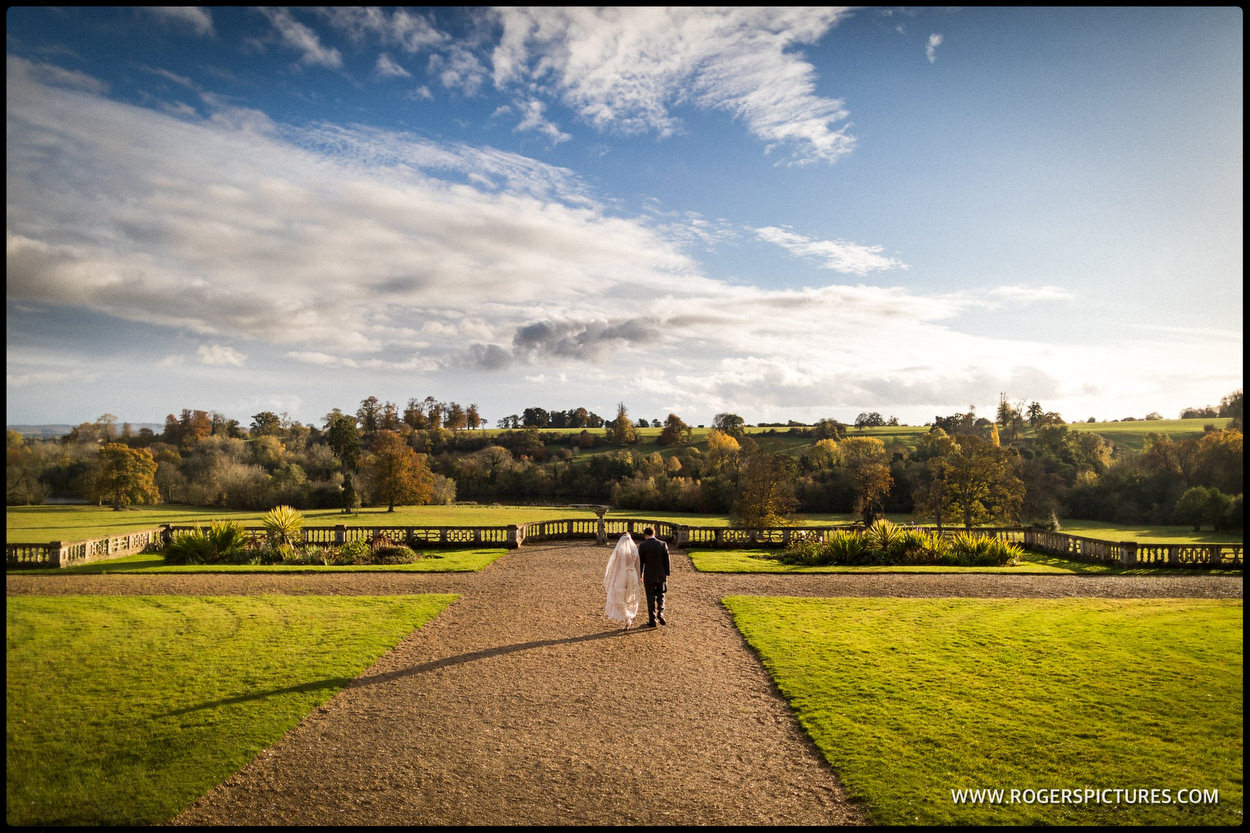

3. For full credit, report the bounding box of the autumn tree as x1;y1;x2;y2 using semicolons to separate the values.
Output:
839;436;893;525
731;448;798;527
921;434;1025;530
912;429;960;531
363;430;434;511
658;413;692;446
92;443;160;510
606;403;638;445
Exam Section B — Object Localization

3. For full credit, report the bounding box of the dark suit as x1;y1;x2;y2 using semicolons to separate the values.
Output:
637;535;670;624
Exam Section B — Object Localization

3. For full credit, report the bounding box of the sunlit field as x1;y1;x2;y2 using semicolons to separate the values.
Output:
725;596;1243;825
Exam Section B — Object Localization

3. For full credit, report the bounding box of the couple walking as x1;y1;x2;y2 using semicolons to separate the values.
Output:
603;528;669;630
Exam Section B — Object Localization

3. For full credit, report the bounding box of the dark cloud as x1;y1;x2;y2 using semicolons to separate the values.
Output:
464;343;512;370
512;317;658;360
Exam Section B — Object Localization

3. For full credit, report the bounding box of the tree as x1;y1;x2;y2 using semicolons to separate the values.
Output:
854;412;885;429
839;436;893;525
1194;429;1243;495
606;403;638;445
712;412;746;439
731;449;798;527
912;429;960;531
363;430;433;511
445;402;467;433
1171;486;1234;532
92;443;160;510
1219;389;1243;429
326;414;361;473
923;434;1025;530
522;406;550;428
357;396;382;435
704;429;741;471
250;411;283;437
813;418;843;440
658;413;692;446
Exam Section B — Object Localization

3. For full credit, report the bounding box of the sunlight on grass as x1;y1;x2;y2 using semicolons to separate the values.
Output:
6;594;456;825
724;596;1243;825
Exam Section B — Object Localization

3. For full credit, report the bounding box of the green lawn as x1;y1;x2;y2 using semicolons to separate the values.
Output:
724;596;1243;825
6;594;456;826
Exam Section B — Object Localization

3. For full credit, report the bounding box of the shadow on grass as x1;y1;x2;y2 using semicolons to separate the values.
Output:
162;628;646;716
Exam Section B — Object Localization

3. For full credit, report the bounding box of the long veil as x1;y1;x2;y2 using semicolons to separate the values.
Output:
604;532;641;625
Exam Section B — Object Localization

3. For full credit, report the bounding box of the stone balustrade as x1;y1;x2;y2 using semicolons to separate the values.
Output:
6;521;1241;569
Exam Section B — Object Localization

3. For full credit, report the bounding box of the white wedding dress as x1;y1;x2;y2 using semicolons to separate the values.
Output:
604;533;641;629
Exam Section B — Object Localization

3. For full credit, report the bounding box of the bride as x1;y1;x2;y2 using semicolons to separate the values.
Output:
603;532;641;630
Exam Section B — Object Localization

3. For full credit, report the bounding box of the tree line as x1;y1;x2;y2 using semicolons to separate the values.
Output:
6;391;1243;533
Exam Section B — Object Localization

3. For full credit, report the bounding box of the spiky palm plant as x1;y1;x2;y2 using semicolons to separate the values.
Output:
261;504;304;548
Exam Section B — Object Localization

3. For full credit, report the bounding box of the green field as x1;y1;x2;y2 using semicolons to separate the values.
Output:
725;596;1243;825
6;594;456;825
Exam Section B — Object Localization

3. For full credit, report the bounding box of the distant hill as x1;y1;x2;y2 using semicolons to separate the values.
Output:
7;424;165;440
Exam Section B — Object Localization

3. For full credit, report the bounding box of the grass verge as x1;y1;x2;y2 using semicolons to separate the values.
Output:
723;596;1243;825
6;593;456;825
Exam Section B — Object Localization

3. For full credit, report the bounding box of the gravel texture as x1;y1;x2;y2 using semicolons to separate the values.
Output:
6;544;1241;826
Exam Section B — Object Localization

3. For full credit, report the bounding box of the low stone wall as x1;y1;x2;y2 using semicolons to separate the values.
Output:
6;527;166;569
1023;530;1243;568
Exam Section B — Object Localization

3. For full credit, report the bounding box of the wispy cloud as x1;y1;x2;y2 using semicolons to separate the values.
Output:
259;7;343;69
755;226;907;275
373;53;411;80
926;33;943;63
144;7;214;38
489;7;857;165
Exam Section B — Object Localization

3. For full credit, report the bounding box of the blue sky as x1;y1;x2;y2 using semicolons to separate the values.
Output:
6;6;1242;429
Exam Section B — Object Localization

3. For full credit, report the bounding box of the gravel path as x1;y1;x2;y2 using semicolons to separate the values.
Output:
7;545;1241;826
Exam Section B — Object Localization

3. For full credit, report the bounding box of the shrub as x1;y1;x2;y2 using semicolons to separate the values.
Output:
164;520;249;565
334;540;373;565
776;526;1021;568
371;545;422;564
948;532;1022;567
262;505;304;547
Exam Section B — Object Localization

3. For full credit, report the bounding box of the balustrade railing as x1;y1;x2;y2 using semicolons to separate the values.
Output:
7;520;1240;569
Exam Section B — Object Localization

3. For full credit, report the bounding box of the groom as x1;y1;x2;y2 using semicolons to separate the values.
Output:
637;527;671;627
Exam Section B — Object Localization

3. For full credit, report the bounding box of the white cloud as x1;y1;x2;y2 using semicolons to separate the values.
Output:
319;7;448;54
513;99;572;144
259;7;343;69
374;53;411;80
198;344;246;366
144;7;214;37
755;226;907;275
927;33;943;63
490;7;857;165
